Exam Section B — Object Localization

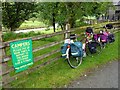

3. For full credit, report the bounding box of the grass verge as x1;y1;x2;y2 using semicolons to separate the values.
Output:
10;31;119;88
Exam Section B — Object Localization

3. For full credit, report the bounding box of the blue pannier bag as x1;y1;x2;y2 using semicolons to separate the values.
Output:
61;43;68;58
70;42;83;57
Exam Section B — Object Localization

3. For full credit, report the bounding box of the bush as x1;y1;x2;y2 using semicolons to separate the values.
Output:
28;31;35;36
3;32;17;41
75;20;88;27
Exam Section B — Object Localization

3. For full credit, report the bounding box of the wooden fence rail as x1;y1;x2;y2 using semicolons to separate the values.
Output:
1;22;119;87
3;56;61;86
3;30;73;47
1;49;61;76
1;29;74;63
33;40;63;52
2;40;63;63
1;28;73;87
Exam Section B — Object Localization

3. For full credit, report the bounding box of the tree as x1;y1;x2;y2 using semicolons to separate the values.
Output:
0;8;1;24
36;2;112;32
37;2;59;32
2;2;36;31
37;2;82;31
90;2;113;18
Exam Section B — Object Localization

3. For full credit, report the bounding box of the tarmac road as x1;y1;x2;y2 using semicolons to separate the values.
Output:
68;60;119;88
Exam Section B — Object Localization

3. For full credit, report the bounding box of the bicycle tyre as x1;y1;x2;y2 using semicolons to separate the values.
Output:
95;41;103;54
66;48;83;68
86;41;102;55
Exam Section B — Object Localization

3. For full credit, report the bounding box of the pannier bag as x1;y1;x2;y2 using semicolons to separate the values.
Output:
70;42;83;57
61;43;68;58
86;27;93;34
88;42;97;54
108;33;115;43
104;24;113;29
93;34;101;42
100;34;108;42
70;34;76;40
61;42;83;58
93;34;98;41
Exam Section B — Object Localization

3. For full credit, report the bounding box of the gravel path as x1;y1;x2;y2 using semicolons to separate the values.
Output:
68;60;118;88
14;27;47;33
14;24;58;33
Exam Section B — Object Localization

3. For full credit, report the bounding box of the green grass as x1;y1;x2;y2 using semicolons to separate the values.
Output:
18;20;47;30
7;42;62;66
5;34;64;56
3;21;118;88
2;20;47;32
5;21;115;67
3;20;112;42
3;28;62;42
9;52;61;77
33;44;62;58
5;33;64;75
9;31;119;88
40;28;62;34
3;31;43;42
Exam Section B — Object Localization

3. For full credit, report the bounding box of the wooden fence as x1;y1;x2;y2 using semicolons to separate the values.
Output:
1;28;78;88
1;22;119;88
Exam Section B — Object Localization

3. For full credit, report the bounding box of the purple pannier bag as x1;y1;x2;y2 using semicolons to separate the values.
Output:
103;32;108;36
93;34;98;41
100;34;108;42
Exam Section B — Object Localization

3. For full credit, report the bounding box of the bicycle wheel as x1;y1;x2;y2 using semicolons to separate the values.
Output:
95;41;103;54
66;48;82;68
86;41;102;55
101;41;108;48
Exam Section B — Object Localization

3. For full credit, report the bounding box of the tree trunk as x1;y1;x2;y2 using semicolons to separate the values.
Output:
10;27;15;32
52;13;56;32
10;27;13;32
63;23;66;39
69;17;75;28
60;24;64;31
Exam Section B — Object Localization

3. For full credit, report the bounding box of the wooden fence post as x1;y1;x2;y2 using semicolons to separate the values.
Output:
65;23;70;39
0;31;10;88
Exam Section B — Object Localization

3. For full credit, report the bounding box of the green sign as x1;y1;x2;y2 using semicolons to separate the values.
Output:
10;39;33;73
